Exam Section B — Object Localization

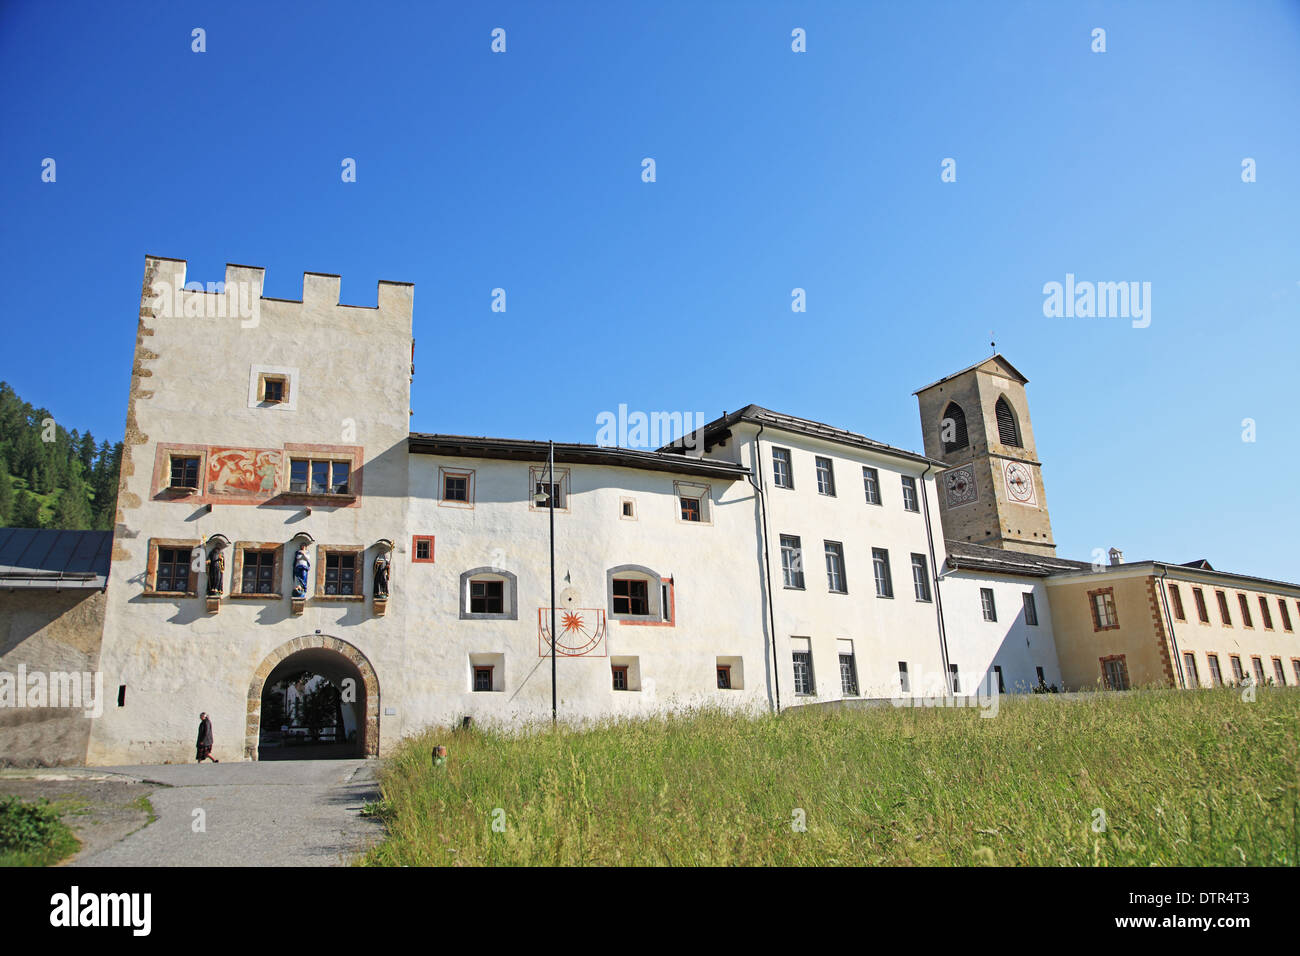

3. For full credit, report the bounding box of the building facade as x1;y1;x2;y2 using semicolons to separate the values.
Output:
3;256;1296;767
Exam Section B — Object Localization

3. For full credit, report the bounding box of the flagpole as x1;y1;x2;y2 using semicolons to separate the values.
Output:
549;440;557;724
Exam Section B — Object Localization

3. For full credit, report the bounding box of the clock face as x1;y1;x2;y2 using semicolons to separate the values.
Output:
944;466;977;507
1003;460;1037;505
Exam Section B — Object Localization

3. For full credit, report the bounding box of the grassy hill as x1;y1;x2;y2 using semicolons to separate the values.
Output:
360;688;1300;866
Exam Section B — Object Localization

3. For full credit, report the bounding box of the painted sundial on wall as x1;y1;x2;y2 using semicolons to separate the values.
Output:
538;603;607;657
944;466;977;507
1003;460;1037;505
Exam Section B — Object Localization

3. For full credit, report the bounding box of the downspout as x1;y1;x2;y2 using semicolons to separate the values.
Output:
920;462;952;692
1155;565;1186;689
747;423;781;714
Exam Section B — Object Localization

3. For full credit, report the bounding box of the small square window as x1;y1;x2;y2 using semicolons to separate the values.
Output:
262;377;286;403
716;666;731;689
612;578;649;616
473;666;493;692
471;580;505;614
445;474;468;502
621;498;636;519
680;497;701;522
412;535;435;563
612;666;629;691
169;456;200;489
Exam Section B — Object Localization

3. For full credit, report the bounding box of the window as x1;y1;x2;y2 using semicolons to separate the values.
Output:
612;579;649;616
898;662;910;693
862;466;881;505
824;541;846;593
412;535;435;563
1023;592;1039;626
911;554;931;602
1101;655;1129;691
612;666;629;691
941;402;968;453
444;474;468;502
1273;658;1287;686
661;582;673;622
261;376;286;403
792;651;814;696
815;456;836;496
324;552;358;596
1169;584;1186;621
872;548;894;598
1035;666;1046;686
673;481;712;524
240;550;277;594
949;664;961;694
1192;588;1209;623
1090;588;1118;630
620;498;636;519
993;665;1005;693
470;580;504;613
473;666;493;692
460;568;518;620
155;546;192;593
771;447;793;489
169;456;200;489
1230;655;1245;683
1293;660;1300;686
1259;596;1274;630
1183;653;1200;689
900;476;919;512
980;588;997;622
1280;599;1293;632
290;458;350;495
1251;657;1266;685
995;396;1021;447
839;653;859;696
680;496;702;522
716;665;731;690
1206;654;1223;687
1238;593;1254;627
1215;590;1232;626
529;466;569;511
780;535;805;589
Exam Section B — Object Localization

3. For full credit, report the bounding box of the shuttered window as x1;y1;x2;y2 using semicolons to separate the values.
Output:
941;402;968;453
995;397;1021;447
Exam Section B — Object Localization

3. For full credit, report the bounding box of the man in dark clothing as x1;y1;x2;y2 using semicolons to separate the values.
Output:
196;712;219;763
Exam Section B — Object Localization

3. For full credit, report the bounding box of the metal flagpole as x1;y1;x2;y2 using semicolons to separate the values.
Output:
549;440;557;724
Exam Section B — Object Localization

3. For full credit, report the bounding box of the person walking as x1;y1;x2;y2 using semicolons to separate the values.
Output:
196;712;219;763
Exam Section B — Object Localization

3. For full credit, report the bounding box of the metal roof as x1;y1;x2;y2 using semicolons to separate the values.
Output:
0;528;113;590
943;540;1093;578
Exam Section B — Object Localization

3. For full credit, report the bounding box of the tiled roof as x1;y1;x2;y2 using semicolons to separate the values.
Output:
0;528;113;590
944;540;1092;577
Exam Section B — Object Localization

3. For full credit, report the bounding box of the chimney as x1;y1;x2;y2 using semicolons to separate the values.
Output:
1108;547;1124;566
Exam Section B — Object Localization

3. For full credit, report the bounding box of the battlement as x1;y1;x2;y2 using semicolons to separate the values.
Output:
142;255;414;318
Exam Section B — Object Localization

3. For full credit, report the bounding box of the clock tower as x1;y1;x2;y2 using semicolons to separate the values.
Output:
914;354;1057;557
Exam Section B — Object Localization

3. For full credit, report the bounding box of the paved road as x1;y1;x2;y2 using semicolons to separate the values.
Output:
71;759;383;867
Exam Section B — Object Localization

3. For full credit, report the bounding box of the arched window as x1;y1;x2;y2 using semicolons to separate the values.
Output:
995;396;1022;447
941;402;968;453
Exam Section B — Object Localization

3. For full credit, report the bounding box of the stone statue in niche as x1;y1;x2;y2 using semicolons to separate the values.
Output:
206;548;225;596
293;546;310;597
373;554;390;599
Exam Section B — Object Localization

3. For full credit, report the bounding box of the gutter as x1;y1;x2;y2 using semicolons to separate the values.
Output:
747;423;781;715
1155;567;1187;689
920;462;952;693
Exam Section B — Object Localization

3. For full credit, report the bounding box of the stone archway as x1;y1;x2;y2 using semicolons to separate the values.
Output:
246;635;380;760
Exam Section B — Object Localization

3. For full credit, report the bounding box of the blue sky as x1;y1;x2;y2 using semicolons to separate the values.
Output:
2;1;1298;578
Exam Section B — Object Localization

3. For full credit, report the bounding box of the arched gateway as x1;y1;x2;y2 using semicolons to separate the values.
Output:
246;635;380;759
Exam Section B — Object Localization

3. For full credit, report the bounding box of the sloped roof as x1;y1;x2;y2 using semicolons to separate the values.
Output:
0;528;113;590
659;404;941;467
944;540;1092;578
913;354;1029;395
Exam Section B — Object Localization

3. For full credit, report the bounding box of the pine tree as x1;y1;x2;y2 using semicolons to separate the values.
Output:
0;462;13;525
52;476;93;530
13;490;42;528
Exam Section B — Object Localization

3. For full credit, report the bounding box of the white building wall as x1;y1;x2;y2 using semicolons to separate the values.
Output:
938;572;1063;694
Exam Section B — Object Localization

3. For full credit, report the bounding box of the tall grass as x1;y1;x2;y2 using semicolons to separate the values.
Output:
360;688;1300;866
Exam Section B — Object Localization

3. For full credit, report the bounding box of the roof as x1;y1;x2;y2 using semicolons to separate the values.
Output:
407;433;750;481
0;528;113;590
944;540;1092;578
658;405;942;468
913;353;1029;395
1046;557;1300;595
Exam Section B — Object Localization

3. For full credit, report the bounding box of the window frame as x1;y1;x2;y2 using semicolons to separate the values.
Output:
288;456;353;497
771;447;794;490
900;475;920;513
1215;590;1233;626
146;538;201;597
1238;593;1254;628
411;534;435;563
459;567;519;620
980;587;997;622
911;553;932;603
780;535;805;590
315;545;365;601
606;565;665;622
168;455;201;490
823;540;847;594
872;547;894;599
1192;587;1209;624
1100;654;1130;691
438;467;475;509
792;650;815;696
1169;583;1186;621
1258;595;1274;630
473;665;495;693
529;466;571;513
814;456;836;496
862;466;882;505
230;541;284;599
1089;587;1119;631
838;651;859;697
1023;591;1039;626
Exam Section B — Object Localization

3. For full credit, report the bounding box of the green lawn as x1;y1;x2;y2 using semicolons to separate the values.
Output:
361;688;1300;866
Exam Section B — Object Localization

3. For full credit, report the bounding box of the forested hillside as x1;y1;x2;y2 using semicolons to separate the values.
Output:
0;382;122;530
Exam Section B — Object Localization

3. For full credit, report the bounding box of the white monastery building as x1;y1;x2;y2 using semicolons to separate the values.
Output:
2;257;1296;766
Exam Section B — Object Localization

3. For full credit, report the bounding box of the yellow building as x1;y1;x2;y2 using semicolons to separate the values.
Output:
1045;556;1300;690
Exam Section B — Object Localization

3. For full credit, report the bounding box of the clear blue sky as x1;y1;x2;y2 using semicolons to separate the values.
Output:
2;1;1298;579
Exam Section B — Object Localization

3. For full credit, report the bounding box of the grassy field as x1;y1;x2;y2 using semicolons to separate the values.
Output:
360;688;1300;866
0;796;82;867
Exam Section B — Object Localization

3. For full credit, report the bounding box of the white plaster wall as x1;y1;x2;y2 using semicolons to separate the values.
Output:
938;572;1062;694
393;455;772;734
88;258;413;764
725;424;951;703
